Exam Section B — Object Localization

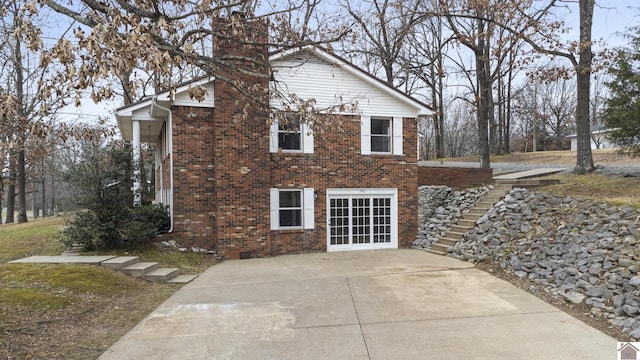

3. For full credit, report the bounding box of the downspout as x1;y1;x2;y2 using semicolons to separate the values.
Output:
151;98;174;233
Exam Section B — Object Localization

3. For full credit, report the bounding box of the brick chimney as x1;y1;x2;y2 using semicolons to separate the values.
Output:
211;15;272;259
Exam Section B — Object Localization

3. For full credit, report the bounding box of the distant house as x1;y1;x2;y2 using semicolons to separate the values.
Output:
115;19;433;259
567;124;617;150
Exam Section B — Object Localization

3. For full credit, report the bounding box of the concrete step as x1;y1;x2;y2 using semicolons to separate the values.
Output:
443;231;465;241
437;237;459;247
476;201;496;208
101;256;140;270
467;208;489;216
450;225;471;233
167;275;199;284
457;219;477;227
431;243;450;254
481;195;501;203
461;212;482;221
144;267;180;282
426;248;446;256
122;262;159;276
495;178;560;188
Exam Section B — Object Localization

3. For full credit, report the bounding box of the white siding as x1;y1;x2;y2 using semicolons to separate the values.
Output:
173;82;215;107
271;55;420;118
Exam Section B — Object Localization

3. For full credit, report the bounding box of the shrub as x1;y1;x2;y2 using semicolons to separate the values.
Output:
62;205;170;250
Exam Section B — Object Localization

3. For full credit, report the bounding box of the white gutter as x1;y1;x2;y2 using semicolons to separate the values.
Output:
151;98;174;233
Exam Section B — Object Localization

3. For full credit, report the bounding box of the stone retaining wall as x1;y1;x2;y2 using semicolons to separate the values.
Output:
450;188;640;339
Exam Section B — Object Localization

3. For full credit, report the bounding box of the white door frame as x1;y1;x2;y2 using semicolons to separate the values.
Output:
326;188;398;252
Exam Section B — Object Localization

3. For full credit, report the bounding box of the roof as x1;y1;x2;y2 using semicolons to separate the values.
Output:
566;125;616;139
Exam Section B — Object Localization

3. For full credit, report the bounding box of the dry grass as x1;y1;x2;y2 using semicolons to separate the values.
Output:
539;173;640;208
445;149;638;165
0;216;66;264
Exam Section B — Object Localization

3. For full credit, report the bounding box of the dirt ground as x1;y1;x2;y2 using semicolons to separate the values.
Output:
0;273;179;360
455;149;640;165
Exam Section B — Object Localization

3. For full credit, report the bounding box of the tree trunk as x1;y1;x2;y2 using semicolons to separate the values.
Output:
574;0;595;173
6;153;16;224
505;56;514;154
475;19;491;169
51;175;55;214
17;149;28;223
42;177;46;216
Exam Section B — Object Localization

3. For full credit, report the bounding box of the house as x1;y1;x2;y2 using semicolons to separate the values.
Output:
618;342;639;360
567;124;617;150
115;21;432;259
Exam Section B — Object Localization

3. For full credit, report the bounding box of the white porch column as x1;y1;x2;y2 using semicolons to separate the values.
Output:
132;119;142;206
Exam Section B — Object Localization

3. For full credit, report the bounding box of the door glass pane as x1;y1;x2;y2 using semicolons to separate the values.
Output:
352;198;370;244
330;198;350;245
373;197;391;243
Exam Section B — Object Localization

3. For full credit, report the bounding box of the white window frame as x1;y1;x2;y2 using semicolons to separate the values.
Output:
361;116;403;156
270;188;315;230
269;120;314;154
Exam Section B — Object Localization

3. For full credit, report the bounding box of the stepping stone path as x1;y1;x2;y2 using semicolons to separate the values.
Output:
9;255;197;283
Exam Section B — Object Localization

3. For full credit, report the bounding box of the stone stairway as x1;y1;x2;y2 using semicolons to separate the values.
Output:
427;184;513;255
9;255;198;283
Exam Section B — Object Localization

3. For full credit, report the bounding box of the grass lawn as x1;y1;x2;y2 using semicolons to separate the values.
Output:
0;216;217;359
0;216;66;264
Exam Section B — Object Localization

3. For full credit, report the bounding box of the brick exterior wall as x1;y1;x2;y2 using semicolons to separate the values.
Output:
418;166;493;188
167;110;419;258
269;115;418;256
170;106;217;248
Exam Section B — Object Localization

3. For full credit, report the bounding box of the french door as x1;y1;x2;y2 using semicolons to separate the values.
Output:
327;189;397;251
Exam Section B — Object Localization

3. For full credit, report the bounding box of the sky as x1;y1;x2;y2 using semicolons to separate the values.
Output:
564;0;639;48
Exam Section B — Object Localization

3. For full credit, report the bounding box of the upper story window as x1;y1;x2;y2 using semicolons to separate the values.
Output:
361;116;403;156
278;119;301;151
370;117;392;153
270;115;314;154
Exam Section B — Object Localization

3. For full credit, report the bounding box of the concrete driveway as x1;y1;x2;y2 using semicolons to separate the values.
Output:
99;249;615;359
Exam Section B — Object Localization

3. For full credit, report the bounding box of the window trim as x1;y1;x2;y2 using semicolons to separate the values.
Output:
270;188;315;230
269;119;314;154
361;115;403;156
370;117;392;154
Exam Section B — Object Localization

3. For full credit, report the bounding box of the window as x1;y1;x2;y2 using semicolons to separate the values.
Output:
279;190;302;227
361;116;403;155
269;117;314;153
370;117;391;153
278;119;301;151
270;188;315;230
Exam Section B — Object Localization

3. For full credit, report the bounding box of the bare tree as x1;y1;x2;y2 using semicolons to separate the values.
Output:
341;0;418;87
405;0;451;158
